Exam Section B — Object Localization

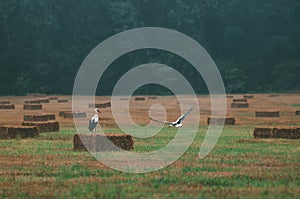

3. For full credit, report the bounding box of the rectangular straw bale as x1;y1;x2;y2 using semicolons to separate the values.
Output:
295;110;300;115
23;114;56;121
49;96;58;100
244;95;254;99
231;103;249;108
73;133;134;151
0;101;10;104
37;98;50;103
0;125;39;139
22;121;59;132
0;104;15;109
25;100;41;104
254;126;300;139
233;99;248;103
207;117;236;125
23;104;42;110
58;99;68;103
64;112;87;118
255;111;280;117
135;97;146;101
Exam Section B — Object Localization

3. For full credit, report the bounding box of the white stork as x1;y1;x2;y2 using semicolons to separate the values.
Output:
149;108;193;128
88;108;101;132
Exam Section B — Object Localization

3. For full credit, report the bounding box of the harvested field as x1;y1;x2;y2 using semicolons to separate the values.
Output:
22;121;60;132
0;104;15;109
231;102;249;108
0;125;39;139
254;126;300;139
23;114;56;122
255;111;280;117
73;133;134;151
23;104;42;110
207;117;236;125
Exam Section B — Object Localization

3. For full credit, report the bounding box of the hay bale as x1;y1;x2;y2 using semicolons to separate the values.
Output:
0;101;10;104
244;95;254;99
231;103;249;108
226;95;234;99
22;121;59;132
0;104;15;109
207;117;236;125
23;104;42;110
25;100;41;104
233;99;248;103
73;133;134;151
64;112;87;118
49;96;58;100
295;110;300;115
269;94;279;97
23;114;56;122
254;126;300;139
148;96;158;100
89;102;111;109
0;125;39;139
255;111;280;117
37;98;49;103
135;97;145;101
58;99;68;103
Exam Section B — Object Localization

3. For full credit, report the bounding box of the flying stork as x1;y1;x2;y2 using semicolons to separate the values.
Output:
149;108;193;128
88;108;101;132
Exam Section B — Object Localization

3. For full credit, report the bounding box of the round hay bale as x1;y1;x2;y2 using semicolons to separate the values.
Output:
73;133;134;151
244;95;254;99
255;111;280;117
295;110;300;115
231;103;249;108
207;117;236;125
0;104;15;109
23;114;56;122
22;121;60;132
0;125;39;139
0;101;10;104
23;104;42;110
233;99;248;103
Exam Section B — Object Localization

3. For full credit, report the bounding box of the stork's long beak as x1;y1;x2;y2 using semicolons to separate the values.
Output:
97;109;101;113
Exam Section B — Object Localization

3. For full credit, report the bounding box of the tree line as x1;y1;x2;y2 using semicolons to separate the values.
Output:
0;0;299;95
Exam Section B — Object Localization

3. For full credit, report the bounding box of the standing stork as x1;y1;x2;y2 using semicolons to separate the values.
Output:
149;108;193;128
88;108;101;132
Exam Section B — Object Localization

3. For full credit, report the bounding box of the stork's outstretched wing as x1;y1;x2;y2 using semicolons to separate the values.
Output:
149;117;173;124
175;108;193;124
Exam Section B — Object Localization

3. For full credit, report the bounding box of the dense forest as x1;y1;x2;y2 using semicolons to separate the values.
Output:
0;0;299;95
